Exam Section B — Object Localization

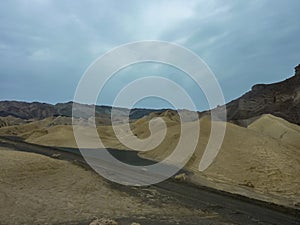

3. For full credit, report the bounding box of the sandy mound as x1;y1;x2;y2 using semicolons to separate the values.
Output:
1;113;300;207
248;114;300;149
0;117;54;137
0;116;134;149
0;116;27;128
23;124;130;149
25;125;77;147
0;148;208;225
138;115;300;206
24;125;127;149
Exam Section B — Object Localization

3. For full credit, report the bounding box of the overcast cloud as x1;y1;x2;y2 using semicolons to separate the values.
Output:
0;0;299;110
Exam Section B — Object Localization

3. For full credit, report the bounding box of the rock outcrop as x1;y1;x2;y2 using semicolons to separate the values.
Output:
295;64;300;76
224;64;300;125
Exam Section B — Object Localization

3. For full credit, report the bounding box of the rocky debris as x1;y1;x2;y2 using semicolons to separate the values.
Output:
294;202;300;208
241;181;255;188
51;153;61;159
89;218;118;225
174;173;187;182
131;223;141;225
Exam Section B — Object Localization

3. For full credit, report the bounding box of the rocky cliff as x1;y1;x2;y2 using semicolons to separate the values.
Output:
225;64;300;125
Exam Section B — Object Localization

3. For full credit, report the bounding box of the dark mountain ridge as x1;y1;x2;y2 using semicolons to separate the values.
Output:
0;100;164;121
1;64;299;126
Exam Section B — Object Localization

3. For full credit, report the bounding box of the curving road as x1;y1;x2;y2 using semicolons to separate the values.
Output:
0;136;299;225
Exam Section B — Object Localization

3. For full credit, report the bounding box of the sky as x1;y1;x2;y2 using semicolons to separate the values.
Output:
0;0;300;110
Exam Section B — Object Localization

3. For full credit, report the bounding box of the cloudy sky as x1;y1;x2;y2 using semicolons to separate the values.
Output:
1;0;300;110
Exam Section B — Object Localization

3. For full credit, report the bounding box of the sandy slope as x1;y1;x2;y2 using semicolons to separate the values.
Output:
201;118;300;206
0;114;299;207
0;148;212;225
137;115;300;206
248;114;300;149
0;117;54;137
0;116;27;128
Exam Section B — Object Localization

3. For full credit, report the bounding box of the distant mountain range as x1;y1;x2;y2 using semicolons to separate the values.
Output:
0;101;164;122
1;64;299;126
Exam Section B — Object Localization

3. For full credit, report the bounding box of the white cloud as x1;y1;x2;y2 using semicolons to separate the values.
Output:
30;48;53;61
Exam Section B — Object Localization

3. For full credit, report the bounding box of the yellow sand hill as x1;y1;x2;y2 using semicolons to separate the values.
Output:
136;114;300;206
0;114;299;207
1;148;206;225
248;114;300;149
